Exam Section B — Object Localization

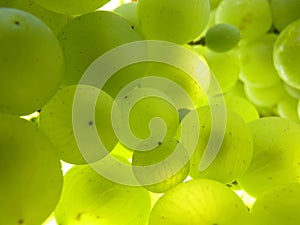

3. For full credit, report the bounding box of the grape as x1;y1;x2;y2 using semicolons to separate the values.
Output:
137;0;210;44
224;95;259;123
244;81;285;108
0;113;63;225
132;137;190;193
0;0;72;34
209;0;222;9
225;80;247;98
205;23;240;52
284;83;300;99
0;8;64;115
251;183;300;225
216;0;272;40
277;94;300;123
33;0;109;15
57;10;141;86
55;165;151;225
39;85;118;164
239;34;281;88
187;106;253;184
238;117;300;197
274;19;300;89
271;0;300;31
149;178;250;225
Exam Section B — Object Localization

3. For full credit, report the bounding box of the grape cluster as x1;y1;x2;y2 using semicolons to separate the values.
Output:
1;0;300;225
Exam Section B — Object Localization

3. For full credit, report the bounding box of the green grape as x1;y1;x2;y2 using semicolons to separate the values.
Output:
187;106;253;184
298;99;300;119
39;85;118;165
216;0;272;40
224;95;259;123
251;183;300;225
0;8;64;115
149;178;250;225
137;0;210;44
205;23;240;52
225;80;247;99
0;113;63;225
271;0;300;31
0;0;72;34
57;10;141;86
209;0;222;9
202;48;240;92
277;94;300;123
239;34;281;88
132;137;190;193
284;82;300;99
238;117;300;197
32;0;109;15
244;81;285;108
274;19;300;89
55;165;151;225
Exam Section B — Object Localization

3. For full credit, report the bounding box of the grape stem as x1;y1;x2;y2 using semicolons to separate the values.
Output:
188;36;206;46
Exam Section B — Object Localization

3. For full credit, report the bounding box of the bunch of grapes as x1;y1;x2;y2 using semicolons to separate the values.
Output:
1;0;300;224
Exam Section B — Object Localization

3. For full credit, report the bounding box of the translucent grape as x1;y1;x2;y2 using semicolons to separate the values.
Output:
33;0;109;15
57;10;141;86
284;83;300;99
0;8;64;115
274;19;300;89
209;0;222;9
277;94;300;123
216;0;272;40
271;0;300;31
225;80;247;99
39;85;118;164
251;183;300;225
55;165;151;225
137;0;210;44
0;113;63;225
149;178;250;225
238;117;300;197
205;23;240;52
238;34;281;88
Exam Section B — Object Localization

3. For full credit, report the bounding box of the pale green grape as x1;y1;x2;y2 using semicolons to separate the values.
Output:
225;80;247;98
55;165;151;225
251;183;300;225
132;137;189;193
209;0;222;9
216;0;272;40
198;9;217;38
39;85;118;164
277;94;300;123
0;0;72;34
0;8;64;115
284;82;300;99
0;113;63;225
274;19;300;89
33;0;109;15
271;0;300;31
298;99;300;119
137;0;210;44
238;117;300;197
187;106;253;184
238;34;281;88
149;178;250;225
205;23;240;52
57;10;141;86
244;81;285;108
224;95;259;123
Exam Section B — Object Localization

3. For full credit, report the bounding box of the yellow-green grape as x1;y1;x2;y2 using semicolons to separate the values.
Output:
205;23;240;52
202;49;240;92
0;0;72;34
55;165;151;225
271;0;300;31
132;137;190;193
32;0;109;15
57;10;141;86
277;94;300;123
239;34;281;88
216;0;272;41
284;83;300;99
224;95;259;123
198;9;217;38
298;99;300;119
137;0;210;44
274;19;300;89
244;81;285;108
251;183;300;225
149;178;250;225
187;106;253;184
225;80;247;98
0;114;63;225
0;8;63;115
39;85;118;164
238;117;300;197
209;0;222;9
